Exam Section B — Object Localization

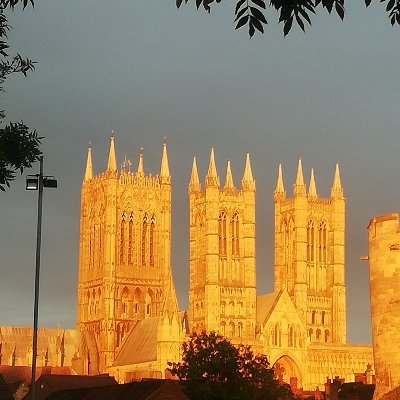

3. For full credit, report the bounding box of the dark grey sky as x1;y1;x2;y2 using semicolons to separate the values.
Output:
1;0;399;344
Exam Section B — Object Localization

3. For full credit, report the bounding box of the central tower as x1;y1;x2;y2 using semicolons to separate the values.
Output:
188;149;256;341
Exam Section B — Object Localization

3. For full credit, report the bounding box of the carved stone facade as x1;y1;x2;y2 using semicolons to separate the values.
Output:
273;161;346;345
0;140;375;390
368;214;400;399
188;151;256;341
76;137;183;377
188;151;372;391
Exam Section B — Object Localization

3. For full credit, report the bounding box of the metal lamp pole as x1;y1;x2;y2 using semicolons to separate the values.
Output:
30;155;43;400
26;156;57;400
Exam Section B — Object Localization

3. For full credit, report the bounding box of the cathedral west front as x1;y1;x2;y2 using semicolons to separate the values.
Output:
0;136;373;391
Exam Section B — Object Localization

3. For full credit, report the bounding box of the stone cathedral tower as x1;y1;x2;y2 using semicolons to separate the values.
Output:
273;160;346;344
76;135;173;374
188;149;256;341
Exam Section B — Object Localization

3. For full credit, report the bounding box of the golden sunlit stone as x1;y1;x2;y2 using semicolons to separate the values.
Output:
368;214;400;400
0;142;376;391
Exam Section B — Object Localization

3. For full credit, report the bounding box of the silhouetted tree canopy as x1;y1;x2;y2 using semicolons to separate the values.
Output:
176;0;400;37
0;0;40;191
168;331;296;400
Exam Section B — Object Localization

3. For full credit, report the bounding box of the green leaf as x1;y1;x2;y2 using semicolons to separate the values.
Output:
251;0;266;9
283;15;293;36
236;15;249;30
335;2;345;19
235;6;248;21
296;14;305;31
251;15;265;32
235;0;246;14
387;0;395;12
250;6;268;23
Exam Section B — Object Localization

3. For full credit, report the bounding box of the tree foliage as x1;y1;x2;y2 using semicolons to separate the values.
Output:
168;331;296;400
176;0;400;37
0;0;40;191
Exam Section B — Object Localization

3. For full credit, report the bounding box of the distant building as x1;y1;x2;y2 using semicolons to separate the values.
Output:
368;214;400;399
0;137;374;390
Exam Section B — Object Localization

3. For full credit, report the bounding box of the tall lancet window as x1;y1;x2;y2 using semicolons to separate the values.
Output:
307;220;316;290
141;214;148;266
128;213;134;265
88;212;95;269
150;215;155;266
284;218;295;291
318;221;328;291
218;212;227;258
93;224;97;268
120;213;126;264
231;213;239;258
98;214;104;267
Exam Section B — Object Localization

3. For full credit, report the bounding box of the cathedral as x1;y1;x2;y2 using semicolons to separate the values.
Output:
0;136;373;391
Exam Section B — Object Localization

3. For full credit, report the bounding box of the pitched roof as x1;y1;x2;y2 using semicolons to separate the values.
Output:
113;317;159;367
0;366;74;386
256;292;279;325
338;382;374;400
24;374;117;400
45;380;189;400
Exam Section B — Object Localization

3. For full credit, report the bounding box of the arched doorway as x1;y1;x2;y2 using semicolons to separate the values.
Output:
273;355;302;389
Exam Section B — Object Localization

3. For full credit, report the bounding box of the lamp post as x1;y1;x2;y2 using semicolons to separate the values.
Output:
26;156;57;400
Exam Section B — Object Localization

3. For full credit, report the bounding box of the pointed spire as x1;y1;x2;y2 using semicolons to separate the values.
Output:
189;156;201;191
331;163;343;197
295;159;305;186
275;164;285;194
205;147;220;187
137;147;144;175
241;152;255;190
308;168;317;198
160;269;180;323
83;144;93;182
107;132;117;172
224;160;235;189
293;159;306;195
160;140;170;180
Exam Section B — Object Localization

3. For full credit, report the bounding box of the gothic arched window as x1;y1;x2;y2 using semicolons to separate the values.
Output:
307;220;316;290
318;221;328;291
121;287;129;316
128;213;134;265
231;213;240;258
145;290;153;318
219;212;227;258
238;323;243;338
319;221;327;264
150;216;155;266
134;287;142;316
274;324;281;346
229;322;235;338
311;310;316;324
220;321;226;336
141;214;147;266
96;288;101;316
116;323;126;348
120;213;126;264
288;325;294;347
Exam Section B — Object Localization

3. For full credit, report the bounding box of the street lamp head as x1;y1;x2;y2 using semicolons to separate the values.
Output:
43;177;57;189
26;175;39;190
